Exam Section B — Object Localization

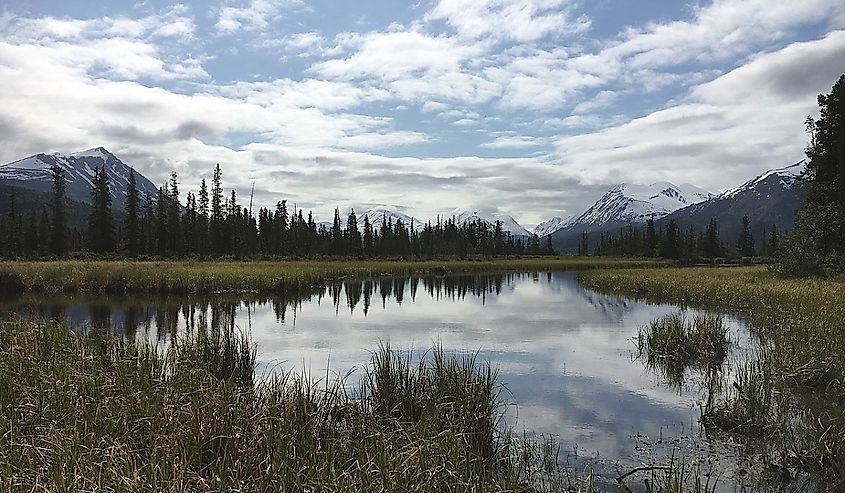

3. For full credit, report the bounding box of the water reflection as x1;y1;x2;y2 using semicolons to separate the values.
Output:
0;271;755;488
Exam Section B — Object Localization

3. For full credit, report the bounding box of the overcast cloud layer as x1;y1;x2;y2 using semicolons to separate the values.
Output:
1;0;844;226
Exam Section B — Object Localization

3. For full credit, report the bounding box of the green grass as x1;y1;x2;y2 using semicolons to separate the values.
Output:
637;312;729;389
0;257;666;295
579;266;845;488
0;319;574;492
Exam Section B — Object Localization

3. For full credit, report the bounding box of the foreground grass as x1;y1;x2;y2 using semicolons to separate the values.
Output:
0;258;665;295
580;266;845;488
0;320;563;492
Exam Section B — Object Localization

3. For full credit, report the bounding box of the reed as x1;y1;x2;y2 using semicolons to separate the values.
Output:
0;257;666;295
581;266;845;488
0;319;567;492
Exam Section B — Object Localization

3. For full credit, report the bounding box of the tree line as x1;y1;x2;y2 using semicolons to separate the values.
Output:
580;215;781;260
0;163;554;259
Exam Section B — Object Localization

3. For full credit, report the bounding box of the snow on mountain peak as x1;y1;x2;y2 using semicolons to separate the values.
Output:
720;161;805;199
0;147;158;204
573;182;714;226
452;208;532;237
533;216;575;237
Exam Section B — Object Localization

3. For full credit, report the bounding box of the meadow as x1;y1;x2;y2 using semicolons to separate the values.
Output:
580;266;845;488
0;257;665;295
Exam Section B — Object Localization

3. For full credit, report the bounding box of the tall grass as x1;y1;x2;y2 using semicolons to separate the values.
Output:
0;319;571;492
580;266;845;489
0;258;667;295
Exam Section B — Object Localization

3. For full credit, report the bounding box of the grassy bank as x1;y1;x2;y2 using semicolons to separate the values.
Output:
0;257;664;295
0;319;566;492
579;266;845;487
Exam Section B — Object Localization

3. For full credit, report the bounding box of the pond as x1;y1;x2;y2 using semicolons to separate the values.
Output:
1;271;763;491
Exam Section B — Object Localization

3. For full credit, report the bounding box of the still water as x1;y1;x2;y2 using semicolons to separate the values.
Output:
1;271;757;487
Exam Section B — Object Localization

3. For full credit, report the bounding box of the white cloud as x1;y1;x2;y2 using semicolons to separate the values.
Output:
425;0;590;42
480;135;546;149
215;0;307;35
554;31;845;191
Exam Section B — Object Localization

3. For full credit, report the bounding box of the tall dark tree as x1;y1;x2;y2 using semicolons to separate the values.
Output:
87;166;115;253
659;220;681;259
643;219;658;257
786;74;845;274
768;224;781;257
331;208;343;254
48;164;67;256
735;214;756;257
346;209;362;256
211;164;223;253
125;168;140;255
704;218;722;258
363;214;374;257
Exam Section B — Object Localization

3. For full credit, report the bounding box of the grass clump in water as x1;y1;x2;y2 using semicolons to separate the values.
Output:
637;312;729;382
0;319;570;492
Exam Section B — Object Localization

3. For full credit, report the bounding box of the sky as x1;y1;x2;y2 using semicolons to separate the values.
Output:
1;0;844;228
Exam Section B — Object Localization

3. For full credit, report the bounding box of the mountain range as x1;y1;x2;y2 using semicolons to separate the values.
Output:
0;147;806;247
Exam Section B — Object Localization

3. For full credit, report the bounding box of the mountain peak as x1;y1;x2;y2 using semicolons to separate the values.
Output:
570;181;713;228
0;147;157;204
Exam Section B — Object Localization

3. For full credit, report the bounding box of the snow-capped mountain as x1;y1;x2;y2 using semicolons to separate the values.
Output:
717;161;804;201
571;182;714;227
533;216;575;237
363;207;419;229
452;209;532;237
662;161;806;241
0;147;158;204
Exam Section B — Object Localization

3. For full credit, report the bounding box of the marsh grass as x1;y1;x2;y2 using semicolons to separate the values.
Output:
0;258;666;295
0;319;577;492
581;266;845;489
637;312;729;387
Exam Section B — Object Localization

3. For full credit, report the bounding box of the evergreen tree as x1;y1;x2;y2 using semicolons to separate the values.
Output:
768;224;781;257
346;209;362;256
704;218;721;258
785;74;845;274
87;166;116;253
331;208;343;255
659;220;681;259
363;214;374;258
735;214;756;257
48;164;67;256
125;168;139;255
211;164;223;254
167;172;182;254
643;219;657;257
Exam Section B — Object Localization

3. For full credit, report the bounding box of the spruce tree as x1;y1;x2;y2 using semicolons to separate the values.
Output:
87;166;115;253
125;168;139;255
211;164;223;254
363;214;374;257
704;218;721;258
48;164;67;256
331;208;343;255
643;219;657;257
768;224;781;257
346;209;362;257
786;74;845;274
735;214;755;258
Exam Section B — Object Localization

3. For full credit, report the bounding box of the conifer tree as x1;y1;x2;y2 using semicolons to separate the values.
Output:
785;74;845;274
87;166;116;254
768;224;781;257
735;214;756;257
363;214;374;257
643;219;657;257
48;164;67;256
346;209;362;256
211;164;223;253
331;208;343;255
125;168;139;255
704;218;721;258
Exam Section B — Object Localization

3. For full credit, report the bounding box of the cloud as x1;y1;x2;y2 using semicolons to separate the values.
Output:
553;31;845;191
425;0;590;43
215;0;308;35
480;135;546;149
